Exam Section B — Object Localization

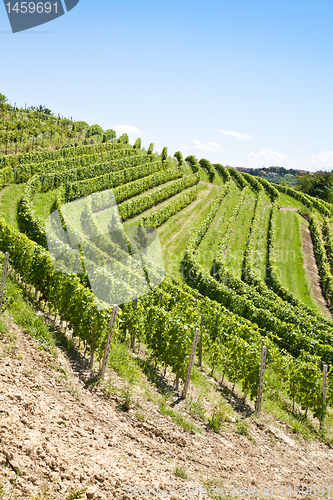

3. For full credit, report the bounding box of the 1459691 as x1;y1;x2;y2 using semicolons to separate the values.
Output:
5;1;59;14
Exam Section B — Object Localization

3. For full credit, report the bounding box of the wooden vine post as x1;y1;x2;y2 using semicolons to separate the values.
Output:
199;314;204;368
99;304;119;380
322;364;328;425
131;294;137;351
89;327;95;368
256;345;267;413
0;253;9;314
181;328;200;400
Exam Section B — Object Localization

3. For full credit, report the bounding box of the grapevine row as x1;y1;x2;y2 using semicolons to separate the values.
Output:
322;219;333;273
211;187;248;279
145;279;331;419
181;193;333;363
276;184;331;218
66;161;166;201
17;151;148;184
309;215;333;310
0;140;136;169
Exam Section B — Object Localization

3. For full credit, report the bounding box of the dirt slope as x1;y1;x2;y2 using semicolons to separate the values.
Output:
301;224;333;319
1;323;333;499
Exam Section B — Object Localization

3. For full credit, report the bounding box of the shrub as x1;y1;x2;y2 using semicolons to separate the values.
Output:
75;121;89;132
199;158;216;182
133;138;142;149
174;151;183;166
161;146;168;161
86;124;104;137
118;133;129;144
104;128;117;141
185;155;199;173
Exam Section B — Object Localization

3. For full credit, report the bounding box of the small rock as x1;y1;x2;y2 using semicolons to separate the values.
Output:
61;472;72;481
86;486;98;499
21;417;29;425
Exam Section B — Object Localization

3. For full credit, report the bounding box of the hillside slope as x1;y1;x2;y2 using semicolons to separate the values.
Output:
1;320;333;499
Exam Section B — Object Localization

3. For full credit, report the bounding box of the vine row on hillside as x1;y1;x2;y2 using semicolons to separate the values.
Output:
212;202;333;343
138;186;199;229
322;219;333;273
181;194;333;365
17;151;147;184
66;161;166;201
228;168;248;190
211;187;248;279
276;184;331;218
0;141;135;169
309;215;333;310
243;201;333;330
118;174;200;222
146;279;331;420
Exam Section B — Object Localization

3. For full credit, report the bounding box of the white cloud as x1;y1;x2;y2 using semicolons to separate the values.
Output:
310;151;333;171
247;148;291;165
192;139;227;153
219;130;252;140
246;148;333;171
113;124;147;137
296;147;304;151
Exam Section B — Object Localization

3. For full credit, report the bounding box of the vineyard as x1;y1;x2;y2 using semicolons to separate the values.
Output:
1;100;333;449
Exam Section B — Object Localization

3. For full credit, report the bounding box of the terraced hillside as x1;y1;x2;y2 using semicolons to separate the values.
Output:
1;102;333;454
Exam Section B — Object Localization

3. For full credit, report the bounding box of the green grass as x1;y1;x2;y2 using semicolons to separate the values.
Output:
278;193;306;210
173;465;190;479
262;366;333;445
251;192;272;279
150;182;222;278
33;189;58;221
196;182;241;272
107;342;141;383
94;176;186;236
224;188;257;277
0;184;25;231
1;278;57;356
275;209;322;312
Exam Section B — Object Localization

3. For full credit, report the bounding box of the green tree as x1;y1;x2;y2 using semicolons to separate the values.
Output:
298;171;333;203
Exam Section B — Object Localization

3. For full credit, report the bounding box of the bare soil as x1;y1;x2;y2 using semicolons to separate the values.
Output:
301;225;333;319
1;323;333;499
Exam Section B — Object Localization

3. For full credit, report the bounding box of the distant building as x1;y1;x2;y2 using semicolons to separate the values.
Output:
236;167;252;173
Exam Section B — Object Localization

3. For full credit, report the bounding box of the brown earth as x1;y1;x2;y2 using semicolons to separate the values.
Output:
1;322;333;499
301;225;333;320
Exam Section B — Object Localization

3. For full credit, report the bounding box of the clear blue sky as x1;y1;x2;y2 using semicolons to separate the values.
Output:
1;0;332;171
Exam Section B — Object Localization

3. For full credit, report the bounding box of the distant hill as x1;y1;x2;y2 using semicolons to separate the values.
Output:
232;166;307;186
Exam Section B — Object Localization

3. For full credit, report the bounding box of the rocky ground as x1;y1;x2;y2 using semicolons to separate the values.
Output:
0;321;333;499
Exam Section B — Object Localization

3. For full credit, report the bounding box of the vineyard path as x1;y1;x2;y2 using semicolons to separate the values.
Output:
301;224;333;319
